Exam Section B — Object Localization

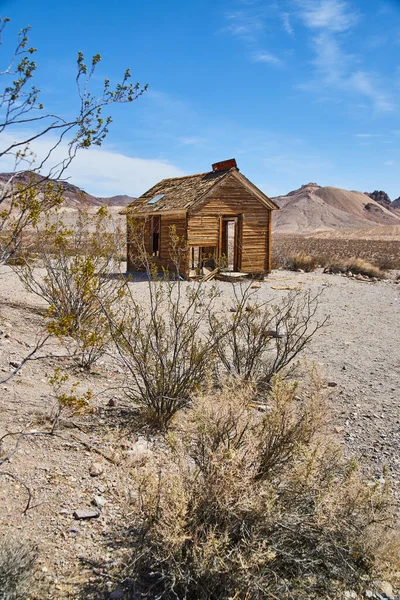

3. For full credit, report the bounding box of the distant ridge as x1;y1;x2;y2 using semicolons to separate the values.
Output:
0;171;136;208
272;182;400;234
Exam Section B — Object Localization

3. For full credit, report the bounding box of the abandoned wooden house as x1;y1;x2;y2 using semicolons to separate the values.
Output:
124;159;279;278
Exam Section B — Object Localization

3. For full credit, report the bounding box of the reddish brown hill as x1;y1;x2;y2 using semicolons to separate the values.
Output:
0;172;136;207
272;183;400;233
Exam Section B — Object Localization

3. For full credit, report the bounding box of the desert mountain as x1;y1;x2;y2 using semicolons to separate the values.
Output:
272;183;400;233
365;190;392;210
0;172;136;207
392;197;400;209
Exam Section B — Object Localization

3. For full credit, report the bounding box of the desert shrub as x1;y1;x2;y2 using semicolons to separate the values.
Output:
287;251;320;272
374;255;399;271
0;537;37;600
16;207;126;369
105;231;327;429
346;257;386;278
106;272;224;429
209;286;328;384
47;367;93;432
326;257;385;278
105;226;234;429
125;378;399;600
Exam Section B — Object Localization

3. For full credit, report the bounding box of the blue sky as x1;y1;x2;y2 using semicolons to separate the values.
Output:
0;0;400;198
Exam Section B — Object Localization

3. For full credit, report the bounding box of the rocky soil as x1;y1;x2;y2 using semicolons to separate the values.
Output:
0;266;399;598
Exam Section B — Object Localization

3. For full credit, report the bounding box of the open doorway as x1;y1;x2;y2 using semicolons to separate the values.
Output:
190;246;216;274
220;217;241;271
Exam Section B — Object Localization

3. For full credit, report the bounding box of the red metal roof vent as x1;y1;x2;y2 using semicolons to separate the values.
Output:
212;158;237;172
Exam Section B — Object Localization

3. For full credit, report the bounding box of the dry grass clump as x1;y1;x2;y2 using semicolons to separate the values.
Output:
327;257;385;278
0;537;37;600
125;377;399;600
287;251;320;272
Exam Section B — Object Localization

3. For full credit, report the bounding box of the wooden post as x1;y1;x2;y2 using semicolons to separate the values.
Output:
218;216;223;262
266;211;272;273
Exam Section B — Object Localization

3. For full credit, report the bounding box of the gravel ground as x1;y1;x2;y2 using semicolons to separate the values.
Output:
0;265;399;598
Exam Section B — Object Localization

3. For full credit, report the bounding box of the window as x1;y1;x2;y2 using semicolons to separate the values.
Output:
147;193;165;205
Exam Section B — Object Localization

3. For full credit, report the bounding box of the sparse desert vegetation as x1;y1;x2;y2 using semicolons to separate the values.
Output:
124;378;399;600
1;246;400;598
273;233;400;272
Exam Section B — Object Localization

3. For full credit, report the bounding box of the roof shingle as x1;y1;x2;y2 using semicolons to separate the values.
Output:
125;168;232;215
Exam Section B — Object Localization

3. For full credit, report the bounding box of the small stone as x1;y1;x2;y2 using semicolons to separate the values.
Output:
109;591;124;599
328;381;338;387
344;591;357;599
334;426;345;434
9;360;20;368
374;581;393;597
107;398;117;407
89;462;104;477
126;440;152;466
265;329;284;339
73;509;100;520
364;592;374;599
257;404;272;413
67;527;81;535
92;495;106;509
251;282;261;289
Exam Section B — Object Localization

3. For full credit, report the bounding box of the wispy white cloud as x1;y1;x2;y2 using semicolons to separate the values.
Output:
178;136;206;146
384;160;395;166
0;130;185;197
252;51;282;65
223;7;283;67
296;1;395;112
312;32;351;82
348;71;394;112
224;0;396;112
295;0;359;32
224;10;264;42
354;133;383;138
281;12;295;36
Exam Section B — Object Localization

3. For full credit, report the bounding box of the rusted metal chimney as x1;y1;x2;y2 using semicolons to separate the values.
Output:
212;158;237;172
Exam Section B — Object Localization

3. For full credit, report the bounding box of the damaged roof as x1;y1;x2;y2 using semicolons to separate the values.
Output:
123;162;279;215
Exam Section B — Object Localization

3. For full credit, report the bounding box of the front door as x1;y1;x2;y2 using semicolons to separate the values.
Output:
219;216;242;271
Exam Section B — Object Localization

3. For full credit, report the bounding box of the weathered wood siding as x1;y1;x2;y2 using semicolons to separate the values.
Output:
187;215;219;247
189;175;271;273
127;215;188;275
